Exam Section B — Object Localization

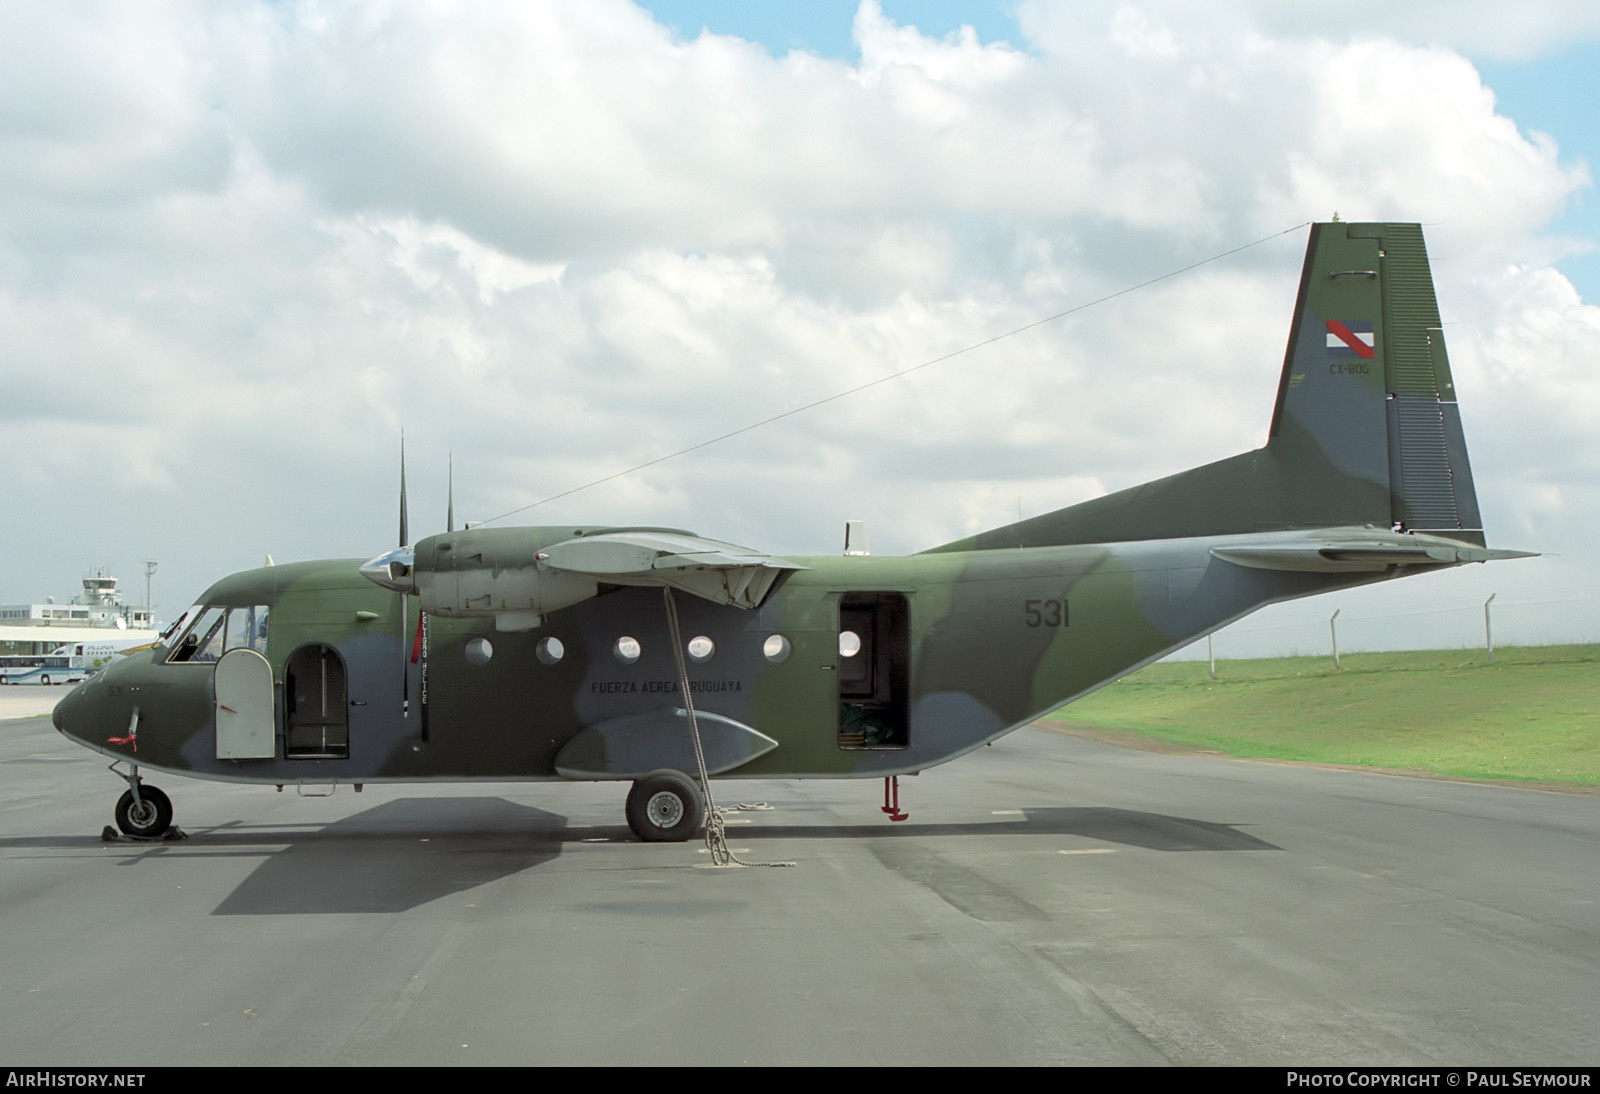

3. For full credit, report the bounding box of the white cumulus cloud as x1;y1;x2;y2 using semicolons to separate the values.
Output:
0;0;1595;651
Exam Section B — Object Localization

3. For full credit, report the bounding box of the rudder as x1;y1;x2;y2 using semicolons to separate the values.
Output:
1260;221;1483;543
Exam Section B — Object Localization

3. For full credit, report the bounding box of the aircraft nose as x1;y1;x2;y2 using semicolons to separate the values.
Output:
52;679;89;737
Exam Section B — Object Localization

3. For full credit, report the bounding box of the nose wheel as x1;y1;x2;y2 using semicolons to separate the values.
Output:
109;764;175;838
115;785;173;837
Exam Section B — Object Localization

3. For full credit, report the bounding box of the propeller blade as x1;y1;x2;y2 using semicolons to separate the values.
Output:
399;436;412;716
399;434;410;549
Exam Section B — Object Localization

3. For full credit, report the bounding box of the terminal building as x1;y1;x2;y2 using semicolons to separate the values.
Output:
0;571;159;655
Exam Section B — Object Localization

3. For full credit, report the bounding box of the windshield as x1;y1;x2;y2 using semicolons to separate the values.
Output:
166;604;271;663
158;605;202;647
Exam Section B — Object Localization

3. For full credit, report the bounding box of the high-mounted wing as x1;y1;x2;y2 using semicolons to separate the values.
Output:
363;525;804;631
536;530;801;609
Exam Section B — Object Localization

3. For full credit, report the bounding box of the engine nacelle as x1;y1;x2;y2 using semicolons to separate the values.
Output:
411;526;618;631
362;523;800;630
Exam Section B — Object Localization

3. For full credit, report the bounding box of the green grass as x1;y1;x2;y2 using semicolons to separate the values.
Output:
1047;644;1600;787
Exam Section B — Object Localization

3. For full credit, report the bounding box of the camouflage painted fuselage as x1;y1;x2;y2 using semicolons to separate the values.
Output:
56;531;1415;785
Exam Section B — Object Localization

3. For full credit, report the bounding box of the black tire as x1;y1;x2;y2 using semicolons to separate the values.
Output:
115;785;173;838
40;675;51;686
625;770;704;842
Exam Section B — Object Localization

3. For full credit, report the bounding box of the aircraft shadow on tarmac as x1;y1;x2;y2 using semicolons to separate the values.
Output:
202;803;1276;914
0;797;566;914
1;800;1277;915
736;807;1281;852
206;797;567;915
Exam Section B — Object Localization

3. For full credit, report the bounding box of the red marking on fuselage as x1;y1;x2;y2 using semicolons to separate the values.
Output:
1326;319;1375;359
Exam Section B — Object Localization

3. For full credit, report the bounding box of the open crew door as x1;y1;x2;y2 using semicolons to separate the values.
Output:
215;647;275;759
836;592;910;749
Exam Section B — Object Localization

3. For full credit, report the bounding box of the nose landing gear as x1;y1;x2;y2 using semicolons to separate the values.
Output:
108;763;176;839
116;785;173;837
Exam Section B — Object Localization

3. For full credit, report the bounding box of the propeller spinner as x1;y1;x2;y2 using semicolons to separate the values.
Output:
358;546;416;593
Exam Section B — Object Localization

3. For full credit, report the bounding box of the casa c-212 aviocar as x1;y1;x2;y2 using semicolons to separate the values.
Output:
53;221;1530;843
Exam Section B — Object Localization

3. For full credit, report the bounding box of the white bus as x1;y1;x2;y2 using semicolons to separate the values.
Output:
0;639;150;685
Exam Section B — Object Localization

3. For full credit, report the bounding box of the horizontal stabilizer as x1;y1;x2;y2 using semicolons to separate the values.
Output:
1211;529;1537;573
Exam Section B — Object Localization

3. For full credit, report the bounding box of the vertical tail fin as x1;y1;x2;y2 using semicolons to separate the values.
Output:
1262;221;1483;542
929;221;1487;552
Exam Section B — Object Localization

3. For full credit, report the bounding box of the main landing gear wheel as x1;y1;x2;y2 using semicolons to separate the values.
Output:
625;770;704;843
115;785;173;838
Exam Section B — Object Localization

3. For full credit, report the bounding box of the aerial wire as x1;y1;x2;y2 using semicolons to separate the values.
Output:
482;220;1312;526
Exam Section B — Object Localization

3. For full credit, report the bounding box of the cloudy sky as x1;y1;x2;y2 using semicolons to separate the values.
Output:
3;0;1597;657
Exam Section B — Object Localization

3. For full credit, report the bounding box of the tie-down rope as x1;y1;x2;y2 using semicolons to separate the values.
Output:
662;588;795;868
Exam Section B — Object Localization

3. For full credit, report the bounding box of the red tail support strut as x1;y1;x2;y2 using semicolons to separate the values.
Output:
881;776;909;822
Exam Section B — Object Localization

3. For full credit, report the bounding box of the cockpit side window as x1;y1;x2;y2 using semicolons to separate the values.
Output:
223;605;270;656
160;605;203;648
167;607;223;663
168;604;271;663
191;614;227;662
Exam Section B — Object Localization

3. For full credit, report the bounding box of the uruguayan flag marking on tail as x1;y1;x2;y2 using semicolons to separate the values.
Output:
1325;319;1375;359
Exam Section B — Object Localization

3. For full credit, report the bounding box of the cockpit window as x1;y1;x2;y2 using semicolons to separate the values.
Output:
167;604;271;663
167;607;223;663
223;605;270;656
159;605;203;648
190;611;227;662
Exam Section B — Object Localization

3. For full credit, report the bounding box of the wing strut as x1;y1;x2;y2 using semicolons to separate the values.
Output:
660;588;793;870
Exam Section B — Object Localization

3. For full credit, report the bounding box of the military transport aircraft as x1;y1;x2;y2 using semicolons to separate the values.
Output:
54;221;1530;843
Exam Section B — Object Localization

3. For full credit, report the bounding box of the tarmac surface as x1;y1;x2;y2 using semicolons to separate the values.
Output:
2;685;1597;1066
